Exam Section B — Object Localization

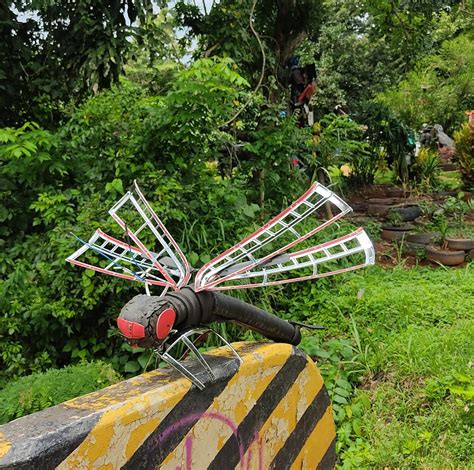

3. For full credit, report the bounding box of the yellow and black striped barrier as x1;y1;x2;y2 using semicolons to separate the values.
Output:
0;342;335;469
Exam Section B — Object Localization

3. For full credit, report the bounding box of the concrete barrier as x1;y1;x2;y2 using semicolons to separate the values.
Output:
0;342;336;469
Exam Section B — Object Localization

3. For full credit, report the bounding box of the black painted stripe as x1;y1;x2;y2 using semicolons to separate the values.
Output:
1;406;103;470
317;438;337;470
1;431;97;470
122;357;240;470
269;385;331;469
207;348;307;470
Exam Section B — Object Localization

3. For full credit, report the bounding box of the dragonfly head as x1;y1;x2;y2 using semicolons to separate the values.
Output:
117;294;177;348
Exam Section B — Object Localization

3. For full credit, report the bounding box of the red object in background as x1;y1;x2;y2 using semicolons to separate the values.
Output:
298;83;316;104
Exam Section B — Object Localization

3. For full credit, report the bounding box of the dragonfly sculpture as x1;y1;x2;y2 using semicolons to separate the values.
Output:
67;181;375;388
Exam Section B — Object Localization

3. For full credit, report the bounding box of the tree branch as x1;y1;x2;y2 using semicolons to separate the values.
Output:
221;0;266;128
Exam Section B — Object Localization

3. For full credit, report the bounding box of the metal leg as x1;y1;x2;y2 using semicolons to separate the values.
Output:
155;328;242;389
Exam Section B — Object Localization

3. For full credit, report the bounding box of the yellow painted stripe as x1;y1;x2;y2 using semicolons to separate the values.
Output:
63;369;174;411
204;341;250;357
63;342;252;413
291;406;336;470
237;361;324;468
160;343;293;470
57;378;192;470
0;432;11;460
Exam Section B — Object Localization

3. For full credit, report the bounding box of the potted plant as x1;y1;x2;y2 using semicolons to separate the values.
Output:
406;231;441;245
445;237;474;251
381;210;414;242
441;197;474;251
453;120;474;191
445;227;474;253
426;245;466;266
425;214;465;266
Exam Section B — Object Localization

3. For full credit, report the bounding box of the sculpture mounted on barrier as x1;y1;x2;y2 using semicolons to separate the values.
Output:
67;181;375;389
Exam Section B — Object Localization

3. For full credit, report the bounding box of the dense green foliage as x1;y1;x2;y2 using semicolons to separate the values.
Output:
0;58;310;384
175;0;323;76
308;113;381;187
1;1;473;468
0;0;159;126
0;361;120;424
307;0;398;116
379;33;474;132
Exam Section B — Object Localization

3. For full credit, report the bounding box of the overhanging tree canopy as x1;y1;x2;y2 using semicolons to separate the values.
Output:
0;0;157;126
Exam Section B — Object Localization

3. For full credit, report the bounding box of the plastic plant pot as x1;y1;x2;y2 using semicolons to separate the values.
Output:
445;238;474;251
426;245;465;266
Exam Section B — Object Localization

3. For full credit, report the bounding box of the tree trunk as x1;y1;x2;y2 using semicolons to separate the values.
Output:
317;168;333;219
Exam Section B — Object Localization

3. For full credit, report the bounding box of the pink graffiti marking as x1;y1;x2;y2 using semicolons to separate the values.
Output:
175;436;193;470
157;411;263;470
185;435;193;470
245;433;264;470
246;446;253;469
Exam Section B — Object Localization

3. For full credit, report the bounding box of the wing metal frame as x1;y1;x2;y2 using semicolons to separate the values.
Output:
208;228;375;290
194;182;355;291
108;181;191;290
66;229;176;288
67;181;375;295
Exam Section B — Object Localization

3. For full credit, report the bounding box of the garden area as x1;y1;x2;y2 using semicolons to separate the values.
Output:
1;1;473;468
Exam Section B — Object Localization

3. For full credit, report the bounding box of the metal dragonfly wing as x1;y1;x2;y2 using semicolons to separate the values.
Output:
67;181;375;294
67;181;191;292
195;182;375;291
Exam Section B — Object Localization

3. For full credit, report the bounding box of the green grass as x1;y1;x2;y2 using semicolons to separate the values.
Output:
356;319;473;469
371;320;473;379
297;264;474;469
360;384;472;468
280;264;473;340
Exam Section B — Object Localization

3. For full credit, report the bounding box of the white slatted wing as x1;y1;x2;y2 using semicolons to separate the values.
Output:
109;181;191;290
66;229;177;287
195;183;374;291
208;228;375;290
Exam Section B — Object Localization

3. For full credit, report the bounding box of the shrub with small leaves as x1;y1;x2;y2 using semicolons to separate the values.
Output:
0;361;121;424
299;334;372;465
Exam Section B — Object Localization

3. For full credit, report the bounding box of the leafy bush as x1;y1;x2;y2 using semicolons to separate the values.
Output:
0;122;62;238
0;361;121;424
310;114;373;186
299;296;391;468
412;147;440;190
0;57;308;382
356;101;415;183
379;34;474;132
0;63;241;380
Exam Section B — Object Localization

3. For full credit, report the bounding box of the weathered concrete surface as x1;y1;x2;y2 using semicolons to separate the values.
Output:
0;342;336;469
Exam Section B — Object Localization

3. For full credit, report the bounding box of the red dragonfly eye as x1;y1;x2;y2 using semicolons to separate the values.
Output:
156;308;176;340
